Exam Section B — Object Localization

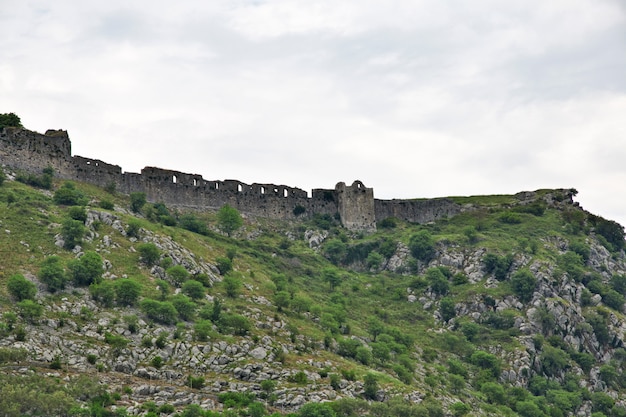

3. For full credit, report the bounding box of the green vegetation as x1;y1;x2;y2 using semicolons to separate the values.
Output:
0;175;625;416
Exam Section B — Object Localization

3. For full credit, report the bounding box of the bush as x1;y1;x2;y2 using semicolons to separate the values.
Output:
363;373;379;400
39;255;68;293
61;218;86;249
216;204;243;237
218;313;251;335
600;289;624;312
53;182;87;206
510;269;537;303
483;253;513;280
68;251;103;286
138;243;160;266
293;205;306;216
126;219;141;238
426;267;449;296
17;299;43;323
99;199;114;210
115;279;142;306
470;350;501;378
68;206;87;222
179;213;209;235
215;257;232;275
540;345;570;377
182;280;205;300
171;295;197;321
89;281;116;307
140;299;178;324
324;239;347;265
16;167;54;189
166;265;190;285
298;402;337;417
223;274;242;298
439;297;456;322
7;274;37;301
194;320;213;342
130;192;146;213
409;230;435;262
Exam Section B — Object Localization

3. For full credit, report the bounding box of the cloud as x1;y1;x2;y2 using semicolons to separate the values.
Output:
1;0;625;228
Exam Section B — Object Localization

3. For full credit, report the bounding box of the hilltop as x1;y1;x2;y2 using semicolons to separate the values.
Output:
1;124;626;416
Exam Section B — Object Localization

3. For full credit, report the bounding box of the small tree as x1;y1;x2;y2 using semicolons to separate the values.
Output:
510;269;537;303
130;192;146;213
409;230;435;263
182;280;205;300
17;299;43;323
322;267;341;291
7;274;37;301
53;182;87;205
115;279;142;306
61;218;86;249
363;373;379;400
138;243;160;266
216;204;243;237
68;251;103;286
223;274;242;298
39;256;67;293
0;112;22;128
166;265;190;286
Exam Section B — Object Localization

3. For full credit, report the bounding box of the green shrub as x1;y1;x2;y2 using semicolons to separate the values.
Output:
223;274;242;298
171;295;196;321
99;199;114;210
126;219;141;238
68;205;87;221
324;239;347;265
216;204;243;237
603;289;625;311
470;350;501;378
379;217;398;229
363;373;379;400
17;299;43;323
439;297;456;321
182;280;205;300
409;230;435;263
7;274;37;301
540;345;570;377
510;269;537;303
61;218;86;249
137;243;160;266
39;255;68;293
140;299;178;324
218;313;251;335
115;279;142;306
89;281;116;307
179;213;209;235
499;211;522;224
483;253;513;280
166;265;190;285
68;251;103;286
130;192;146;213
215;256;232;275
194;320;213;342
53;182;87;206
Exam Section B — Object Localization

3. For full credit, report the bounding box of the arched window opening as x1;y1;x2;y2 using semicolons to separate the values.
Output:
283;189;288;198
193;179;198;186
172;175;177;184
238;184;243;192
260;186;265;195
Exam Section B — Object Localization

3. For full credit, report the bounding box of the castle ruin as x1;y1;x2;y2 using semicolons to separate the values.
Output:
0;127;463;231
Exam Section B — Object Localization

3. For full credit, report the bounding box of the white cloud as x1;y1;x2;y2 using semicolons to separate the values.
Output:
1;0;625;228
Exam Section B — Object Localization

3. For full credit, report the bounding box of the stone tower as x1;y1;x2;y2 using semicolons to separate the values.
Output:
336;180;376;232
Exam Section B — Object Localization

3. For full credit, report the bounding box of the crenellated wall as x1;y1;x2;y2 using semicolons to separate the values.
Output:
0;127;463;230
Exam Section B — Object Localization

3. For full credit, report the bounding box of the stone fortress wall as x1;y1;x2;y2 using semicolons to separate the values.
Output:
0;127;463;231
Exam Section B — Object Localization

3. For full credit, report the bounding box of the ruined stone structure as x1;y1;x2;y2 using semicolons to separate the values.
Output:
0;127;463;231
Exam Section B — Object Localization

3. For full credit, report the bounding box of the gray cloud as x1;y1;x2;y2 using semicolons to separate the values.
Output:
1;0;625;228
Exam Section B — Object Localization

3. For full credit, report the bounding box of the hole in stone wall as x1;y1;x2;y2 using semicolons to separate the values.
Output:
238;184;243;192
284;189;288;198
193;179;198;186
215;183;219;190
95;162;99;167
172;175;177;184
261;186;265;195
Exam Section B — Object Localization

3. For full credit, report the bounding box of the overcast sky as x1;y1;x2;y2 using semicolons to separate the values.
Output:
2;1;625;228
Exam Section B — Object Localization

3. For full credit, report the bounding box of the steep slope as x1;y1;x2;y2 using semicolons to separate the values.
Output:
0;170;625;417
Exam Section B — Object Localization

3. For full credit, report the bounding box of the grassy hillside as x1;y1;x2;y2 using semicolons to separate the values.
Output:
0;170;625;417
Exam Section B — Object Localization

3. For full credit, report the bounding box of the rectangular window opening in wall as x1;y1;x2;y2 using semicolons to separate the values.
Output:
261;186;265;195
215;183;219;190
193;179;198;186
283;189;288;198
173;175;177;184
238;184;243;192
